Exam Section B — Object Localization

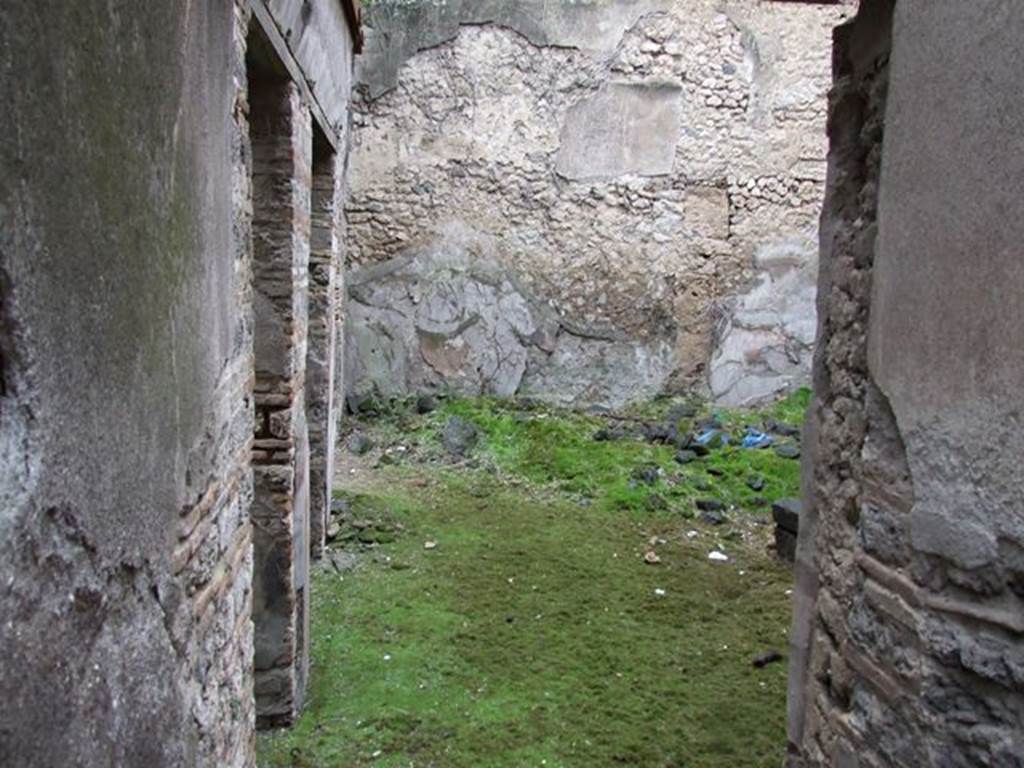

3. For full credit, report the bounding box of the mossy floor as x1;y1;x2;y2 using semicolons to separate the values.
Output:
258;392;807;768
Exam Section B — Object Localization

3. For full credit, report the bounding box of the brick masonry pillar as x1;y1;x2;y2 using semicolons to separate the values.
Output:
306;139;343;560
249;76;312;729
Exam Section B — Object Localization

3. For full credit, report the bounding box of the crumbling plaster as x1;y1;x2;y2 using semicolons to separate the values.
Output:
0;0;357;765
788;1;1024;765
0;1;254;764
345;0;851;408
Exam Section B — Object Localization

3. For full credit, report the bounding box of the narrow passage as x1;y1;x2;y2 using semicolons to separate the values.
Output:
259;393;807;767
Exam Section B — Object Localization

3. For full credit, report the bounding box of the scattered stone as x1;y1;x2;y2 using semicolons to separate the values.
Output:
774;444;801;460
752;650;784;668
326;520;341;541
765;419;801;438
632;465;660;486
594;425;629;442
642;423;673;444
346;433;374;456
346;393;380;416
772;499;801;533
700;510;726;526
644;550;661;565
415;394;438;414
328;551;359;574
442;416;478;457
772;498;802;562
424;540;438;550
746;475;766;492
708;551;729;562
679;435;710;456
654;588;667;597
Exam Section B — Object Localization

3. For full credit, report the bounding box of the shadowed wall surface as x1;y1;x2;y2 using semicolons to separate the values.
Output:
789;1;1024;764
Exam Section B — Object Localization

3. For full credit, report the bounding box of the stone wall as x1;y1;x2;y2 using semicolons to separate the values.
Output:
788;1;1024;765
245;0;356;731
345;0;851;409
307;141;345;560
0;0;357;764
249;75;313;729
0;1;256;764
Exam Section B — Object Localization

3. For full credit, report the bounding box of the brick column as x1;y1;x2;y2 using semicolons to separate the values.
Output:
306;137;343;559
249;76;312;729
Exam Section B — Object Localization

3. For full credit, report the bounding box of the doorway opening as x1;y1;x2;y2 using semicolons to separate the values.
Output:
246;21;312;730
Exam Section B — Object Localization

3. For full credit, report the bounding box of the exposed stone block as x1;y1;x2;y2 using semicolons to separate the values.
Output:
556;83;682;180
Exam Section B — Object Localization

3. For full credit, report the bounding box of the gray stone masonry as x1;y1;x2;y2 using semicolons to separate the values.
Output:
0;1;259;765
250;76;313;730
0;0;357;764
307;142;345;560
788;2;1024;765
345;0;853;408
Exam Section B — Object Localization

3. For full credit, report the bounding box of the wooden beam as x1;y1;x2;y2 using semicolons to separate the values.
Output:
249;0;340;152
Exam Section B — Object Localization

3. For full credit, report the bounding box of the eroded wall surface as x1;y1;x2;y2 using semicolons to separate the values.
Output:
0;1;256;765
789;1;1024;765
346;0;850;408
0;0;357;763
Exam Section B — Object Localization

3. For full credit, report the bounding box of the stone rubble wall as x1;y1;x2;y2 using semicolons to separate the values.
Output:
345;0;852;409
249;77;313;730
788;2;1024;765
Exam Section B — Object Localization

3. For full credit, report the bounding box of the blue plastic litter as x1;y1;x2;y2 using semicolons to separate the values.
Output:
742;427;774;449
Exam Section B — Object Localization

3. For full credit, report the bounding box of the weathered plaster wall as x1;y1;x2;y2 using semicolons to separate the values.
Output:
0;1;255;765
346;0;850;408
0;0;357;763
789;1;1024;765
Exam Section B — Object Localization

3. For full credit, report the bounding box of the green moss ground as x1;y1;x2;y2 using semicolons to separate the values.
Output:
258;391;808;768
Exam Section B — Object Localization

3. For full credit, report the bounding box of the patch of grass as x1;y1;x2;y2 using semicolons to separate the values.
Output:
412;388;809;517
259;392;807;767
259;470;794;768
